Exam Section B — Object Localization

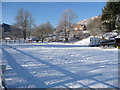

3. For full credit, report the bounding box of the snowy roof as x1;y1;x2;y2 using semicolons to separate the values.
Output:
5;37;11;40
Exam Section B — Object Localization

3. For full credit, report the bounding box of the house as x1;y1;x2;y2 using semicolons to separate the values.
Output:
73;24;86;31
1;23;23;40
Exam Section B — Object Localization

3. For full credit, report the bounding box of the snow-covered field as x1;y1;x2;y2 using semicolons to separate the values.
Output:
2;43;119;88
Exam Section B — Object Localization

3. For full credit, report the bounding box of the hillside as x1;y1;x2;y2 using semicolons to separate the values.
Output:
77;16;102;31
77;16;100;25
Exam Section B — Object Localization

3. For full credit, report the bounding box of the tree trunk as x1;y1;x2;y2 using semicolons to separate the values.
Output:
42;38;44;42
23;29;26;42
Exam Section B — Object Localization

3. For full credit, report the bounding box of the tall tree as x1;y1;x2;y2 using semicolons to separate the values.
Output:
57;9;77;42
15;8;34;41
32;21;54;42
101;1;120;32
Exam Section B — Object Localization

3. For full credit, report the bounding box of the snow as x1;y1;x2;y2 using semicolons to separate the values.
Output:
5;37;11;40
103;32;118;39
75;36;100;45
2;43;119;88
75;37;91;45
0;45;5;89
116;35;120;38
0;43;3;89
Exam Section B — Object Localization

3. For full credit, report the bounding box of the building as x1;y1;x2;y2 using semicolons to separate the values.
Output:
1;23;23;40
73;24;86;31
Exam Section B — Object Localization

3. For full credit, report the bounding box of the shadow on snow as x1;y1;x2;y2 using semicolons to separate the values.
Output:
2;45;118;88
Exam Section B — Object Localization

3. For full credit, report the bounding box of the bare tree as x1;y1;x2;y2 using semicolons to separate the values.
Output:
57;9;77;42
15;8;34;42
31;21;54;42
27;13;35;38
31;26;41;38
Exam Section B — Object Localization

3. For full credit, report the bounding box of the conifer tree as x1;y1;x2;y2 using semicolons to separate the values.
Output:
101;1;120;32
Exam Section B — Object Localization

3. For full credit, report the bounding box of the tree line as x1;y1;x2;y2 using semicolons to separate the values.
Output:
13;8;77;42
12;1;120;42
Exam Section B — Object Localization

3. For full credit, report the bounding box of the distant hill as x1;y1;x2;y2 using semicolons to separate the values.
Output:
77;16;102;31
77;16;100;25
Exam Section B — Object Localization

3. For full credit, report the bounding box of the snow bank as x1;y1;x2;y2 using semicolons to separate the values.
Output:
75;37;91;45
75;36;101;45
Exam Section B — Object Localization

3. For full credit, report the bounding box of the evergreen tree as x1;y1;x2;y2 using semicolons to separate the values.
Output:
101;1;120;32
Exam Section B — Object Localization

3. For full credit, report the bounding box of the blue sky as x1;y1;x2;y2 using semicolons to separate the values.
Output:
2;2;106;27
